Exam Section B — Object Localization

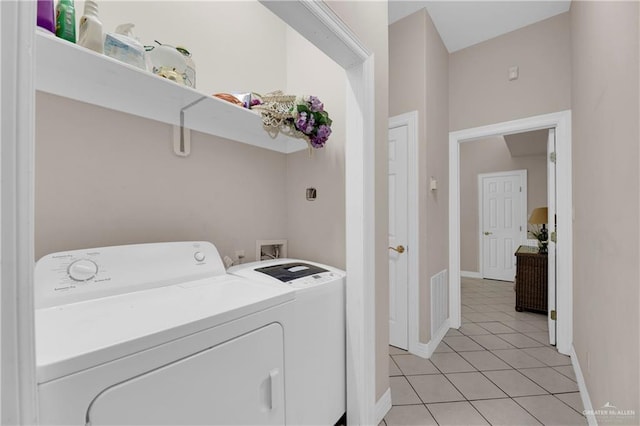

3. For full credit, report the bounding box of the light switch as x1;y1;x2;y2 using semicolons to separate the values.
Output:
508;66;519;81
430;177;437;191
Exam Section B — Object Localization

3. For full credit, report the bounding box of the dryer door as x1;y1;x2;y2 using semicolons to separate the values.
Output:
87;323;285;425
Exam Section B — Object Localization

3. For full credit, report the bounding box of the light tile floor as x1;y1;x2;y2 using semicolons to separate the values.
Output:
381;277;586;426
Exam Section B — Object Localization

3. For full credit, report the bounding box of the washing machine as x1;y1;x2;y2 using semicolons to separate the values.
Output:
228;258;346;426
35;241;295;425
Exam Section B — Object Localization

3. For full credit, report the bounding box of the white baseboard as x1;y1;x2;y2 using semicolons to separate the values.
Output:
461;270;481;279
411;340;430;358
411;318;450;359
375;387;392;425
426;318;450;357
570;345;597;426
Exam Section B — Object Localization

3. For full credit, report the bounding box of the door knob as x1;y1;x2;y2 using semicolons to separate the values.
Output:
389;245;405;254
484;231;492;236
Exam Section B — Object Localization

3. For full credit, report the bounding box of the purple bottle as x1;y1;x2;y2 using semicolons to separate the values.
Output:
37;0;56;33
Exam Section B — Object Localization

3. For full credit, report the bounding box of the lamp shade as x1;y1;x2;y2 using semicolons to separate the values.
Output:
529;207;548;225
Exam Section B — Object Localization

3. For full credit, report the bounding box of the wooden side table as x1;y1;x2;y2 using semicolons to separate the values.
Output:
514;245;548;314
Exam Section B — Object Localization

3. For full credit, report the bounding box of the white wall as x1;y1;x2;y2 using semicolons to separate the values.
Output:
76;0;287;95
284;27;346;269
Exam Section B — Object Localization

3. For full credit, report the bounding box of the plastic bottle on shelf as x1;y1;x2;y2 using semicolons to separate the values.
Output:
104;24;148;70
55;0;76;43
78;0;103;53
37;0;56;33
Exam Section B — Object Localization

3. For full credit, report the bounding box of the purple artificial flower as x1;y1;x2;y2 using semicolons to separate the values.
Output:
295;112;309;133
309;96;324;112
316;124;331;140
310;135;326;148
295;112;315;135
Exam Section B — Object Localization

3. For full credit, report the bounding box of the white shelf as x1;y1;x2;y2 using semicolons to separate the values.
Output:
35;31;308;154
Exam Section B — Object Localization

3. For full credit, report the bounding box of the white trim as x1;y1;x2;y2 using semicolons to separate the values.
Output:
389;111;420;358
410;341;430;359
461;271;481;279
569;346;597;426
425;319;450;358
449;111;573;356
411;319;450;359
374;387;391;425
260;1;368;69
344;54;377;426
261;3;377;424
1;0;38;423
477;169;527;280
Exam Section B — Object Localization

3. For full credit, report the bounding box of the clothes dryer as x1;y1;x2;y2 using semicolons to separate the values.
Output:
35;242;294;425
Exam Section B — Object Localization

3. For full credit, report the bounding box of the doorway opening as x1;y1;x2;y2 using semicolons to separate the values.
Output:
477;169;528;282
449;111;572;355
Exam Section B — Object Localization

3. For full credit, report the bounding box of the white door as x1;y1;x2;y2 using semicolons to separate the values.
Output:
480;171;526;281
547;129;557;345
87;324;285;425
388;125;408;350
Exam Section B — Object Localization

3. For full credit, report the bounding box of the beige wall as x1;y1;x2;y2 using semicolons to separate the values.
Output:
389;9;449;344
35;3;349;267
326;0;390;402
460;136;547;273
450;12;571;131
423;10;449;343
389;11;427;342
35;92;289;262
284;27;346;269
571;1;639;420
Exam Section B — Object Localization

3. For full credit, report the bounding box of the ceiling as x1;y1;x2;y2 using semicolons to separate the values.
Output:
388;1;571;52
504;129;548;157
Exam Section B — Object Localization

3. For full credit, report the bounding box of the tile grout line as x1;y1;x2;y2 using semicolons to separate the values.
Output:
386;278;586;425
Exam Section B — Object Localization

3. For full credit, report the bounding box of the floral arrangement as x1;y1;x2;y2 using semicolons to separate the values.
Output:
293;95;333;148
252;91;333;149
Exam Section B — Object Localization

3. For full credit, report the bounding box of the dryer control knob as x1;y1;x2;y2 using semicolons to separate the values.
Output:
194;251;205;262
67;259;98;282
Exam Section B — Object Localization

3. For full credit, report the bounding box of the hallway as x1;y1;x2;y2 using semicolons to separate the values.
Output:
382;277;586;425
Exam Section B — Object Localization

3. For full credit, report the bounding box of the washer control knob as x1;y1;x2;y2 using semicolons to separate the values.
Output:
194;251;205;262
68;259;98;282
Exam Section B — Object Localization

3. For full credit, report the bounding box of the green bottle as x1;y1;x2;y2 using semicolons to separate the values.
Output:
55;0;76;43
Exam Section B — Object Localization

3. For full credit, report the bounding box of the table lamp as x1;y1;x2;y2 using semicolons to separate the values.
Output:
528;207;548;254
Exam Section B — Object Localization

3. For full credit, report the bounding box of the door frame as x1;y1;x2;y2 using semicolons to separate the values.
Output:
389;112;420;355
449;110;573;355
477;169;527;280
8;1;380;424
547;128;557;345
1;0;39;423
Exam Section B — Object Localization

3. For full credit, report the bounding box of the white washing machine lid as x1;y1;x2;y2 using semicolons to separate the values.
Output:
35;242;295;384
228;259;345;290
